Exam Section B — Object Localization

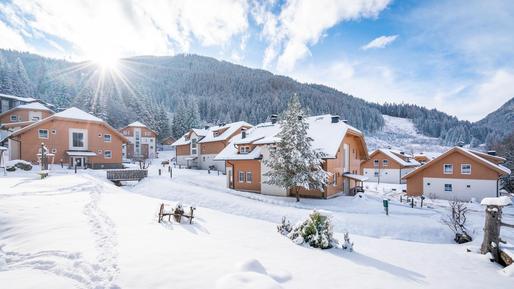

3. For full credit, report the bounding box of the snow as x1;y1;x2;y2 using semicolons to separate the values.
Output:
1;151;513;288
53;107;103;122
480;196;512;206
198;121;252;144
15;102;52;111
375;148;420;167
366;115;448;155
0;93;37;103
221;115;361;160
5;159;31;167
127;121;146;127
0;146;6;151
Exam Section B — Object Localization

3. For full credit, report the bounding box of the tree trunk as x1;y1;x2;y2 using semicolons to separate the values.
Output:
295;187;300;202
481;205;502;263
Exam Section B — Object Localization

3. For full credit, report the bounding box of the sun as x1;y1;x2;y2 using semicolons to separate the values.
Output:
89;52;120;70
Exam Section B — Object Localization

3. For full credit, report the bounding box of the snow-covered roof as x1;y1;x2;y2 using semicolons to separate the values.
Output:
54;107;103;122
216;114;365;160
0;93;37;103
373;149;420;167
403;146;511;179
16;102;53;111
198;121;252;144
481;196;512;206
215;145;262;161
0;146;7;151
128;121;147;127
172;122;251;146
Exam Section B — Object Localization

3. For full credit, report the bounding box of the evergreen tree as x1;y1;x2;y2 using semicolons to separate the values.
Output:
171;98;188;138
264;94;328;202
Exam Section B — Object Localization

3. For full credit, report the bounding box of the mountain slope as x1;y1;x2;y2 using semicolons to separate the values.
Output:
0;49;511;147
476;97;514;143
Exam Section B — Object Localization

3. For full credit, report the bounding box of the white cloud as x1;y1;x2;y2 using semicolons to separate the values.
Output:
4;0;250;60
362;35;398;50
253;0;391;72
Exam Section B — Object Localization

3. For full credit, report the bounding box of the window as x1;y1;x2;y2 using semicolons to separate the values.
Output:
461;164;471;175
382;159;389;167
427;182;431;186
32;116;40;121
444;184;452;192
104;134;112;142
239;171;245;182
10;115;17;121
374;171;379;177
443;164;453;174
246;172;253;183
104;150;112;159
373;160;379;167
73;132;84;147
191;138;197;154
467;184;471;188
98;149;103;154
38;129;49;139
150;139;154;142
213;131;219;137
240;146;250;154
51;129;56;134
51;148;57;154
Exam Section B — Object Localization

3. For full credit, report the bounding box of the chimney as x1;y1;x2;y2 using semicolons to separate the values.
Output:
270;114;278;124
341;119;348;124
241;128;247;139
456;141;465;147
400;151;405;155
204;125;210;130
331;115;340;123
487;150;497;156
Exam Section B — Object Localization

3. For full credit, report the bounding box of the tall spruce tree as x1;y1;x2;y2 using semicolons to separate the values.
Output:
264;94;328;202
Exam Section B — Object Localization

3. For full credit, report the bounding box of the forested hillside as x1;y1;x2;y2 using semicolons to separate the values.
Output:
0;49;511;146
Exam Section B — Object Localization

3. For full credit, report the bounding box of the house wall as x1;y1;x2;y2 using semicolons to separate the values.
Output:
406;150;501;199
200;141;226;155
175;144;190;156
0;109;53;124
120;126;157;159
11;119;124;168
361;151;402;170
422;177;497;201
227;159;261;192
198;154;226;171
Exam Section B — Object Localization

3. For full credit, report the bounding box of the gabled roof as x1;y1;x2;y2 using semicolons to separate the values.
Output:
0;102;54;119
198;121;252;144
120;121;158;135
369;148;420;167
215;114;367;160
403;146;511;179
9;107;128;142
171;128;208;146
0;93;37;103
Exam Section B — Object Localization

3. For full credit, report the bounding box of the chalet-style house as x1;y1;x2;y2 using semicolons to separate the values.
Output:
0;102;54;126
361;149;420;184
215;115;369;198
403;146;511;201
119;121;158;160
0;93;54;113
7;107;128;169
159;136;176;151
172;121;252;171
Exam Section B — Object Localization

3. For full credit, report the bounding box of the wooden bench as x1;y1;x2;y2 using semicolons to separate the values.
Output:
158;203;196;224
107;169;148;186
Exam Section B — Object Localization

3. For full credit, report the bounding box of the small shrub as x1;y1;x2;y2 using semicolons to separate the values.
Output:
341;232;353;252
287;210;337;249
277;216;292;235
441;200;472;243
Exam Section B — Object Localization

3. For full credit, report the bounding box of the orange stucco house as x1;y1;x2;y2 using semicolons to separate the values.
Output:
119;121;158;160
0;102;54;130
215;115;369;198
172;121;252;171
403;146;510;201
8;107;128;169
361;149;420;184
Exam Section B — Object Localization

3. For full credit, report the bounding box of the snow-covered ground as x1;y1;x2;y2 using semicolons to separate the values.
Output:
1;151;513;288
367;115;449;154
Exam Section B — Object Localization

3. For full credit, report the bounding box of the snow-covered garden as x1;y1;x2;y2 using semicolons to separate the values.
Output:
1;151;513;288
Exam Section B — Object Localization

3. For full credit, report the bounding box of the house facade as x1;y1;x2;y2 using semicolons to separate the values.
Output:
8;107;127;169
361;149;420;184
0;102;54;125
215;115;369;198
403;147;510;201
0;93;54;113
119;121;158;160
172;122;252;171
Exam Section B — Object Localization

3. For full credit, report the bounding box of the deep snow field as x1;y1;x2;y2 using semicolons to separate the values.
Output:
1;151;513;289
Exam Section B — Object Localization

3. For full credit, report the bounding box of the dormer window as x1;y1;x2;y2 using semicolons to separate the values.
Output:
10;115;17;121
240;146;250;154
213;131;219;137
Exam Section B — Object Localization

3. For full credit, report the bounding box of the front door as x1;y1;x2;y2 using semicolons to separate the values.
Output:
71;157;86;168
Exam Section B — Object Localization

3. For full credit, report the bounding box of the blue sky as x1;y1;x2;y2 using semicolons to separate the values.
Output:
1;0;513;121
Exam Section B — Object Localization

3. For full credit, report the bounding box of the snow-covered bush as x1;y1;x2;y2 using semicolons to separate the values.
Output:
286;210;337;249
341;232;353;252
277;216;292;235
5;160;32;171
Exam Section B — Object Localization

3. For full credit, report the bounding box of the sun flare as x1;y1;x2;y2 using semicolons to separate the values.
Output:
90;52;120;70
